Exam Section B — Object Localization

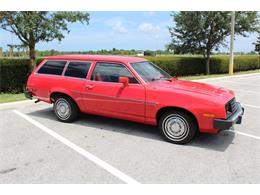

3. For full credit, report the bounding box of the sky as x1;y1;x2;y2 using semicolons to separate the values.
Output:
0;11;258;52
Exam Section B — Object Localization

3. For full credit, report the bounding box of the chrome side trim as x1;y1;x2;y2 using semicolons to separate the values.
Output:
71;90;157;105
146;101;158;105
63;76;87;81
86;80;141;86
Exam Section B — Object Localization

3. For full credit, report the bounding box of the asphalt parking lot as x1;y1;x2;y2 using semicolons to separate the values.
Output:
0;73;259;184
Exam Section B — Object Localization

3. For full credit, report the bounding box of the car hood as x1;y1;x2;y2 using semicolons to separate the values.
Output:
149;79;234;102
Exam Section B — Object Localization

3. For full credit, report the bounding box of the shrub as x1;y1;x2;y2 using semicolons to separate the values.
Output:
144;50;156;56
144;56;206;76
0;58;44;93
144;55;260;76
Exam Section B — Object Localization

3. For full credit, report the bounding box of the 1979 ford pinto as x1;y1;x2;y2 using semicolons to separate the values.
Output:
25;55;244;144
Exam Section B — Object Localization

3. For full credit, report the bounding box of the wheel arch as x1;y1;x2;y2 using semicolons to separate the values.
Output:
50;91;79;109
156;106;198;127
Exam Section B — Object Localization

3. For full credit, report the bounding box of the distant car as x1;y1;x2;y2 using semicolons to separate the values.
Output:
25;55;244;144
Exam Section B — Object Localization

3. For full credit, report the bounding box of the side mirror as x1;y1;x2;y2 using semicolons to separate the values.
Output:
119;77;129;86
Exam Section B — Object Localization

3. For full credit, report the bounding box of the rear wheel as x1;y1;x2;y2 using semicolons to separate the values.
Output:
53;96;78;122
158;110;197;144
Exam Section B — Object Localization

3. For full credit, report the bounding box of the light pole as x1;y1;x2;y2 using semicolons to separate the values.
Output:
229;11;235;75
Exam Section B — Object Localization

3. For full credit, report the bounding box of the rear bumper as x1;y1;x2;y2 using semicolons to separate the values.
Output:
213;103;244;130
24;90;33;99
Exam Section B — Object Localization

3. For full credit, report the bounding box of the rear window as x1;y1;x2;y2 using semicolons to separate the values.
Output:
64;61;91;79
37;61;67;75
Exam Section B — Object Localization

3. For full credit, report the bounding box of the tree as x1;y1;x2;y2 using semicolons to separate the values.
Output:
168;12;259;74
254;34;260;55
254;33;260;67
0;11;89;68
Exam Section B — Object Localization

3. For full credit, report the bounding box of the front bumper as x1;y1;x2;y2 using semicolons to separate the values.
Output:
213;102;244;130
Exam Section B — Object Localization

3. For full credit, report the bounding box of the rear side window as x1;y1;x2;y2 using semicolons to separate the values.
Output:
37;61;67;75
64;61;91;79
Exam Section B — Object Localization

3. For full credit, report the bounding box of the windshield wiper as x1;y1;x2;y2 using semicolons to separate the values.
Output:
151;76;169;81
166;77;177;82
151;77;161;81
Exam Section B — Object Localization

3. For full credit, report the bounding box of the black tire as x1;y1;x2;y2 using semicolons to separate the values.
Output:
53;96;78;122
158;110;197;144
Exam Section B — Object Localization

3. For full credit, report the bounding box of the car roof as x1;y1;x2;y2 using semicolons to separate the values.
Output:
45;55;146;63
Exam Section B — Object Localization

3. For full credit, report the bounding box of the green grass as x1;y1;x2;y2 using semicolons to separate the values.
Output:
0;93;26;103
180;69;260;80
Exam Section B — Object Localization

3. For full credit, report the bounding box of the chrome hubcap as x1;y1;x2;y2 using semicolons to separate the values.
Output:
56;99;71;119
163;114;189;141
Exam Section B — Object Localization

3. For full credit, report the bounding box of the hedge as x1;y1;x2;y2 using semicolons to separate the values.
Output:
0;58;44;93
0;56;259;93
144;55;260;76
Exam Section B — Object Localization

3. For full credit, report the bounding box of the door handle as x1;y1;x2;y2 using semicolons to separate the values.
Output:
85;84;94;90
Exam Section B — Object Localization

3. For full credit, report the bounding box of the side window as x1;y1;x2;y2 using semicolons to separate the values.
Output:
91;62;139;84
64;61;91;79
37;61;67;75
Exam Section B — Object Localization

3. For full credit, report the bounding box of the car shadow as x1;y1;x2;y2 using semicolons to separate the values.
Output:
27;107;235;152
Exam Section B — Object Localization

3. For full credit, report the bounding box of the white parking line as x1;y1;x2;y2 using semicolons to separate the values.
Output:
194;72;260;81
13;109;140;184
217;80;260;87
0;100;31;107
228;130;260;140
232;89;260;95
242;104;260;109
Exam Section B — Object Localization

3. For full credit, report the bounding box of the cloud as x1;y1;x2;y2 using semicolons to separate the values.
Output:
138;23;160;34
112;21;127;33
104;17;128;34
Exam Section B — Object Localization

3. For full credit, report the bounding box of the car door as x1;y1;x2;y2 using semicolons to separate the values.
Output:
83;62;146;123
61;61;92;110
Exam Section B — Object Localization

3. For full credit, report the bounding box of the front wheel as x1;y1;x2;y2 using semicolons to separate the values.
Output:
53;96;78;122
158;110;197;144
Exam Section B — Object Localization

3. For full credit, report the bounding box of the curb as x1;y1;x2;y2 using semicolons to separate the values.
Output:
193;72;260;81
0;100;32;107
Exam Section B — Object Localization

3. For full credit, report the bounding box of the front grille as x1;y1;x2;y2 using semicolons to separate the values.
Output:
226;98;237;118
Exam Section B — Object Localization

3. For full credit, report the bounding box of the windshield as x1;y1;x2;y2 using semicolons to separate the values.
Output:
131;61;172;83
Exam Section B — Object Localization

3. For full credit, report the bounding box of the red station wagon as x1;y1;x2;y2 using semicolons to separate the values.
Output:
25;55;244;144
